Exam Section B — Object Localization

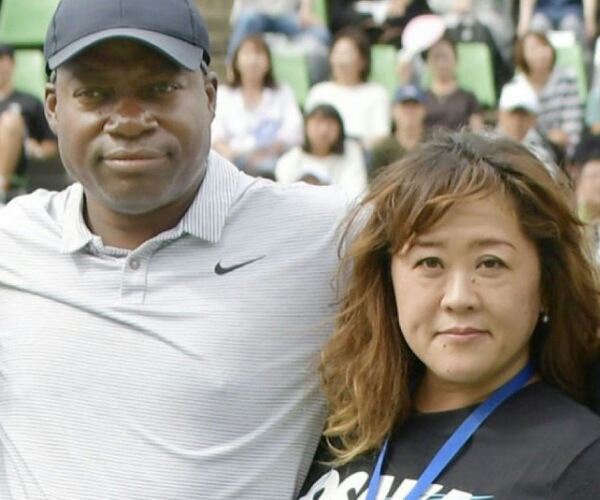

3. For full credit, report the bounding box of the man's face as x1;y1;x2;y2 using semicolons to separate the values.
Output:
392;100;425;126
45;39;217;217
497;109;536;142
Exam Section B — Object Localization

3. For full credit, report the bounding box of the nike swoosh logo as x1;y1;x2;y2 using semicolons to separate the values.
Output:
214;255;266;275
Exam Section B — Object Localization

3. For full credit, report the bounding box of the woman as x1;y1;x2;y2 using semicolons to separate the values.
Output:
304;28;390;149
212;35;303;178
275;104;367;198
299;131;600;499
424;35;484;132
514;31;583;158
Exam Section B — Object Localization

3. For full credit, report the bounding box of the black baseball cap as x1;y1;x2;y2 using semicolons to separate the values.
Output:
44;0;211;72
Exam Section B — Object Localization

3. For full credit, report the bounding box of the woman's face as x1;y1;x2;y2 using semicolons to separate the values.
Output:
427;40;457;78
306;113;341;156
235;40;270;83
330;37;364;84
391;193;542;402
522;35;554;73
577;160;600;209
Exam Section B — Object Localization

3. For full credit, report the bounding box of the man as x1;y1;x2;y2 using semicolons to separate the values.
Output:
496;79;561;174
0;0;347;498
0;42;57;202
369;84;426;180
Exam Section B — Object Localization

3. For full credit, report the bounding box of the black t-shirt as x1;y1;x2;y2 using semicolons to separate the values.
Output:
0;90;55;176
299;383;600;499
424;88;482;131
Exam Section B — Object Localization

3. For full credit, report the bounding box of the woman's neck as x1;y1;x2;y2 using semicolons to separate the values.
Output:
430;78;458;96
527;69;551;90
415;365;538;413
241;84;263;108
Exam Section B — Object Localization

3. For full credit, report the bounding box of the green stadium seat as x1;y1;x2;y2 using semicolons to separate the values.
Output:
455;43;496;108
0;0;60;46
369;44;398;97
13;49;47;102
312;0;328;25
271;48;311;107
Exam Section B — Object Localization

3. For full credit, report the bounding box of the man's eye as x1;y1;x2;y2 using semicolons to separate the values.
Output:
75;88;112;101
145;82;180;96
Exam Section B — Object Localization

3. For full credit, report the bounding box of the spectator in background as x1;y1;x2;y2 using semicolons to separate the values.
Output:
513;31;583;159
496;79;561;171
212;35;303;179
275;104;367;198
305;28;390;150
423;35;484;132
369;84;426;180
227;0;330;84
0;42;57;203
326;0;431;47
573;135;600;262
517;0;597;49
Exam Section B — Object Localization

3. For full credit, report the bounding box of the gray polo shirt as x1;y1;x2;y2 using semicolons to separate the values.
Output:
0;152;348;499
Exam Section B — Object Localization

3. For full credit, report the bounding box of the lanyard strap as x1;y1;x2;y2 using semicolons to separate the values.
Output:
366;362;535;500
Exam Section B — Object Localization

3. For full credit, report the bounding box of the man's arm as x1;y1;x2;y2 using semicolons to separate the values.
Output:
26;138;58;160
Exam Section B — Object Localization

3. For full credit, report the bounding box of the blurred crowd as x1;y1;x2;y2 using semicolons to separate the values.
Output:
212;0;600;260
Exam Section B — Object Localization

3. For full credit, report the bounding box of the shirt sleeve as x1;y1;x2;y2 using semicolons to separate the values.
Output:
340;140;368;198
466;90;483;117
368;85;391;140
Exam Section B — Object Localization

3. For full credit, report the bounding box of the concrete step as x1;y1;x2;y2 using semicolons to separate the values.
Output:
195;0;234;80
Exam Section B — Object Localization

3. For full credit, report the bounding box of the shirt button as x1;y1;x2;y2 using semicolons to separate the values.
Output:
129;258;141;270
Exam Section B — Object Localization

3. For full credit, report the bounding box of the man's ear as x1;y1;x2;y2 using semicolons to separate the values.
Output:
44;82;58;135
204;71;218;119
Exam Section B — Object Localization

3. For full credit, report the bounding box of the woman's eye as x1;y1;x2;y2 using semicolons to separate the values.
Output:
478;257;506;270
415;257;442;269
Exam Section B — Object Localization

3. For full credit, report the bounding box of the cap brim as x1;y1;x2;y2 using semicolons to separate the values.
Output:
47;27;206;71
503;106;537;114
395;98;423;104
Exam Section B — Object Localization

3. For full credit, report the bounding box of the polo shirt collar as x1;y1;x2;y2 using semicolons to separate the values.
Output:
60;152;245;253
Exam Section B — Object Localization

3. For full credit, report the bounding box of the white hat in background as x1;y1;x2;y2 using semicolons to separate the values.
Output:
498;80;540;115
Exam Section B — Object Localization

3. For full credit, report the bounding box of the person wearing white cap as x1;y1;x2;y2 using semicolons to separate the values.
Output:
0;0;348;499
497;79;561;173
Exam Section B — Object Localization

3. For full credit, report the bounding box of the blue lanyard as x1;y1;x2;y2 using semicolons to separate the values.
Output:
365;362;535;500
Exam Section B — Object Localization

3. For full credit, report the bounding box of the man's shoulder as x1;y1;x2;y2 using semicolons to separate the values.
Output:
0;185;76;233
239;174;351;221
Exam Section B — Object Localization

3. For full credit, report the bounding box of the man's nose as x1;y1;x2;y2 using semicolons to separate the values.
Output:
440;270;479;313
104;97;158;138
